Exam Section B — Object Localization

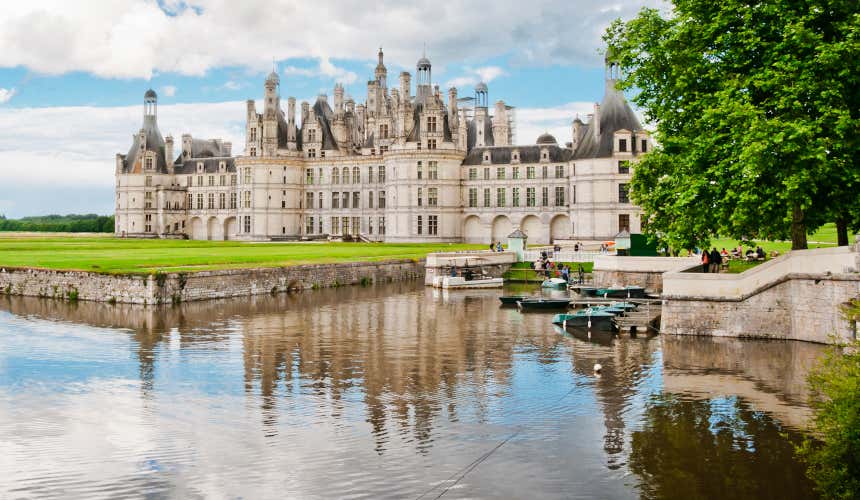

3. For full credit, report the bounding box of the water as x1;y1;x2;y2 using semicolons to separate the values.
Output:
0;283;822;499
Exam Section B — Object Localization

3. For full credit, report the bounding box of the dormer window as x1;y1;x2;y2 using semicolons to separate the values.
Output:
640;139;648;153
308;129;317;142
250;147;256;157
427;116;437;133
308;149;316;158
483;152;491;163
512;152;519;162
619;139;628;152
320;150;326;159
197;162;204;173
219;161;226;171
145;157;153;170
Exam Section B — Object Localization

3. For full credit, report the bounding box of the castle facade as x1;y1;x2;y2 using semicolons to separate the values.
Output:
115;49;648;244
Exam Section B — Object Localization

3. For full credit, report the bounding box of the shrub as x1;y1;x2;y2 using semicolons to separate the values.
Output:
797;301;860;498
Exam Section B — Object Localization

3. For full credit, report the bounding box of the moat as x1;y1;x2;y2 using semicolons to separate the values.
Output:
0;282;821;498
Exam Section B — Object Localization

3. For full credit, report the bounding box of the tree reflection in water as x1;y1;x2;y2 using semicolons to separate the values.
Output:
629;394;816;499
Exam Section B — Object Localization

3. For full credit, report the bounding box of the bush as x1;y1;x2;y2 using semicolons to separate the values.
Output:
797;302;860;498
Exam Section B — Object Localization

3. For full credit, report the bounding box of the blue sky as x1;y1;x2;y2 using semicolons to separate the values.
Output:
0;0;661;217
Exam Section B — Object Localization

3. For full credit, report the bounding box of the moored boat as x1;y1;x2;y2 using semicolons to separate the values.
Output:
441;276;504;289
499;295;528;305
594;286;647;299
541;278;568;289
517;298;570;311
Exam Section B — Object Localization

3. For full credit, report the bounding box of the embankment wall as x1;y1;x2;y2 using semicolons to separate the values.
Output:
0;259;425;305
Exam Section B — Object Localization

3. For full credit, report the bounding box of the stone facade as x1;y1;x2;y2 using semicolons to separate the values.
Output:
592;256;699;292
115;49;649;243
0;259;424;305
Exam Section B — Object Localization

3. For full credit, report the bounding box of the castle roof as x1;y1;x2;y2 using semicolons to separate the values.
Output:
536;132;557;145
572;84;642;159
462;144;572;165
122;115;167;174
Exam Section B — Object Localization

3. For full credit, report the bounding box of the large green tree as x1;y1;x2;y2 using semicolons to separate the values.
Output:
604;0;860;250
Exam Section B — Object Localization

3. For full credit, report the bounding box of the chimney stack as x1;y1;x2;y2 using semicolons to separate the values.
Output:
593;103;601;139
399;72;411;103
165;135;174;171
223;142;232;156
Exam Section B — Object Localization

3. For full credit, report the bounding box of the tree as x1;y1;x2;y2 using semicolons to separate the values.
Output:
604;0;860;250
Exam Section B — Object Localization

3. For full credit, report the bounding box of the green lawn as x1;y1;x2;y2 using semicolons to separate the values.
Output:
709;222;854;255
0;235;484;274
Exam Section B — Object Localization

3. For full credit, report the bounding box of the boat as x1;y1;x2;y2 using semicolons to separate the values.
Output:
577;287;599;297
441;276;504;289
541;278;568;289
516;298;571;311
558;310;617;330
594;286;647;299
499;295;528;305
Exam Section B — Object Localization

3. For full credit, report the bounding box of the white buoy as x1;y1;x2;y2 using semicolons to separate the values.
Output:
594;363;602;374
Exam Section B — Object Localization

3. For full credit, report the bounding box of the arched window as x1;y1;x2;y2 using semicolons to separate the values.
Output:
352;167;360;183
342;167;350;184
332;168;340;184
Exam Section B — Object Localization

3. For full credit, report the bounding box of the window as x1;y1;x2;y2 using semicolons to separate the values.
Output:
332;192;340;209
526;187;535;207
368;217;374;234
230;192;237;209
306;168;314;184
208;193;215;209
144;191;153;210
342;217;349;235
244;216;251;233
618;160;630;174
318;192;323;209
417;187;423;207
496;167;505;179
250;128;256;141
378;166;386;183
220;192;226;209
619;138;628;152
417;215;423;235
497;188;506;207
619;214;630;232
352;217;360;235
483;152;490;162
542;187;548;207
145;176;152;187
428;215;438;235
332;168;340;184
306;216;314;234
145;157;153;170
427;139;437;150
231;174;237;186
619;183;630;203
542;165;548;179
198;175;204;186
378;191;386;208
353;167;360;184
512;152;519;162
417;161;423;180
483;188;491;208
468;168;477;181
243;168;251;184
283;176;286;184
380;145;388;155
319;218;323;234
332;217;339;234
243;191;251;208
468;188;477;208
368;191;374;208
526;166;535;179
208;175;215;186
572;185;576;204
342;192;349;209
306;192;314;209
197;193;203;209
379;124;389;139
512;166;519;179
308;149;316;158
641;139;648;153
427;116;437;133
483;168;490;180
428;161;438;180
308;128;317;142
555;186;565;206
555;165;564;178
220;175;226;186
342;167;350;184
379;217;386;235
368;166;374;183
428;188;438;207
512;187;520;207
250;147;256;157
187;176;192;187
353;191;360;208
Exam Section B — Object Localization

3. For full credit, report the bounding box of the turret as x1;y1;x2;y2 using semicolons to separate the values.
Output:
415;54;432;101
375;47;387;88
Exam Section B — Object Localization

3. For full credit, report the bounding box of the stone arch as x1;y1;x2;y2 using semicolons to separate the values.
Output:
520;215;545;245
550;214;572;242
190;217;205;240
223;217;237;240
491;215;513;244
207;217;219;241
463;215;484;244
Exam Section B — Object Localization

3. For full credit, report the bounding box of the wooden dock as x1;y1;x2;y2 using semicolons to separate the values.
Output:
612;301;662;334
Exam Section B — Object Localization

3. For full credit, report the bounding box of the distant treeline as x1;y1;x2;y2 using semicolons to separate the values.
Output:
0;214;115;233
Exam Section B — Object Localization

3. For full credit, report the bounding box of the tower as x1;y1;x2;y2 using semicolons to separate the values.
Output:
144;89;157;119
263;68;280;156
474;82;489;147
416;51;432;102
375;47;387;89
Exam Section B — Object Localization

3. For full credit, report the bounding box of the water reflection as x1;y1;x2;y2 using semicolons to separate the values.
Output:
0;285;823;498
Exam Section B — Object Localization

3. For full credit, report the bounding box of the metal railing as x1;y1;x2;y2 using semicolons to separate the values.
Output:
522;250;606;262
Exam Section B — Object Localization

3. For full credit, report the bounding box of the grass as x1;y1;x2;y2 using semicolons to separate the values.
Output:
709;223;855;255
504;261;593;282
0;235;484;274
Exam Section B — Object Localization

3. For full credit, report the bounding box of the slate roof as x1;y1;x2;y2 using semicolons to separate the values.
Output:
572;84;643;160
462;144;572;165
173;157;236;174
122;115;167;174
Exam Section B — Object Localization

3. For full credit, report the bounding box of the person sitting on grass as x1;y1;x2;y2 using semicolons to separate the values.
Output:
756;246;766;260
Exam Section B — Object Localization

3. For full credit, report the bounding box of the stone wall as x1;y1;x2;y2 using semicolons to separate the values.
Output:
0;259;425;305
592;256;698;292
661;273;860;344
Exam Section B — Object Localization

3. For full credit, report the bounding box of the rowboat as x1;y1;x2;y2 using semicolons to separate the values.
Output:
499;295;528;305
594;286;646;299
516;298;571;311
541;278;568;289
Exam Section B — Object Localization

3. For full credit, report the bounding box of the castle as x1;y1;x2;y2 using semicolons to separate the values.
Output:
115;48;649;244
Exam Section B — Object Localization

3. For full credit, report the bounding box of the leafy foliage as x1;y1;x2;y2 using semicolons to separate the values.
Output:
796;324;860;498
604;0;860;250
0;214;115;233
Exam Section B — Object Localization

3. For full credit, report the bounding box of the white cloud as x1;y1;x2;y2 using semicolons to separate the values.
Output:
222;80;243;91
445;66;506;90
160;85;176;97
283;57;357;85
0;88;17;104
0;0;660;79
516;101;595;145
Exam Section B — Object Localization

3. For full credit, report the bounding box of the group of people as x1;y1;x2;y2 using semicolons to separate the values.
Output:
700;247;724;273
533;252;586;283
488;242;504;252
700;244;770;272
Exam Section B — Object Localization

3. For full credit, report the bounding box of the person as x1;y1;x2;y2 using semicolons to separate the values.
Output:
701;247;710;271
721;247;729;257
450;266;457;277
710;247;722;273
578;264;585;284
561;265;570;283
574;242;579;252
553;243;561;253
756;246;766;260
496;241;503;252
544;260;552;278
489;243;494;252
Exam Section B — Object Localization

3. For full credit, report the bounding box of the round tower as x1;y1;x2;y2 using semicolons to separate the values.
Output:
144;89;157;117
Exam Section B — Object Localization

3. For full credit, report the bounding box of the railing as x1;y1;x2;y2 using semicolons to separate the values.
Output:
523;250;605;262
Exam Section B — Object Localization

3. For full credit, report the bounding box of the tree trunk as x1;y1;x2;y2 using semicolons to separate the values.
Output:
836;217;849;246
791;204;807;250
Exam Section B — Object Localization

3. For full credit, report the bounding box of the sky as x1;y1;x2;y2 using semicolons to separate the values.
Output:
0;0;662;218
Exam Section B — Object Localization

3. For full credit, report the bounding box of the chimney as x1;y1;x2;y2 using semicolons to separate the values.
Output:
334;84;344;115
301;101;309;125
448;87;458;113
572;118;582;150
593;103;601;139
165;135;174;170
287;97;296;124
181;133;192;159
222;141;232;156
399;72;411;102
